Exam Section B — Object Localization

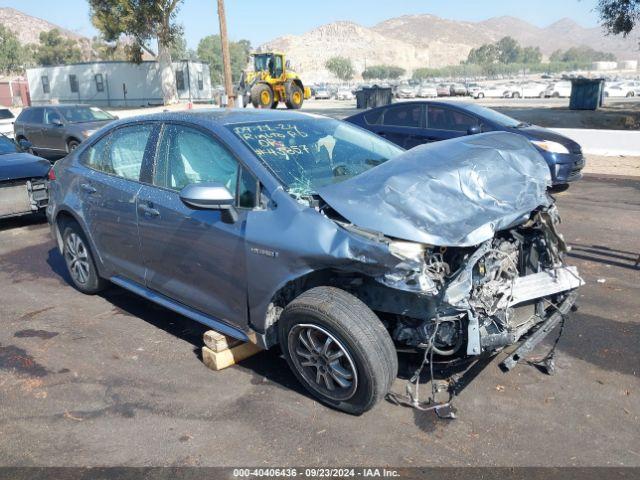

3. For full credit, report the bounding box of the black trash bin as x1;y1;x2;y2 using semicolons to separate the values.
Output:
569;78;605;110
356;85;393;109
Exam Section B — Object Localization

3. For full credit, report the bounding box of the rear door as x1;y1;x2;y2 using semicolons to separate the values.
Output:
424;105;481;142
365;103;427;149
77;123;157;283
136;122;252;328
23;108;45;147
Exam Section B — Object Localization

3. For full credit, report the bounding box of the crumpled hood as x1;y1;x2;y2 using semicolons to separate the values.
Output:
318;132;552;247
0;153;51;182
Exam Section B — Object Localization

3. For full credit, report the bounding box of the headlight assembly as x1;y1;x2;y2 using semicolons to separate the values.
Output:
530;140;570;155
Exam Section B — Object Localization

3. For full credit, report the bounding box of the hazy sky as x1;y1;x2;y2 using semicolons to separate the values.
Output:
3;0;602;49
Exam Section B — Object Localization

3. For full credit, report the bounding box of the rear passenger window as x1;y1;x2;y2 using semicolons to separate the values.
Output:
30;108;44;124
83;134;110;170
382;105;422;128
106;125;153;180
427;106;478;132
154;124;239;194
83;125;153;181
363;109;383;125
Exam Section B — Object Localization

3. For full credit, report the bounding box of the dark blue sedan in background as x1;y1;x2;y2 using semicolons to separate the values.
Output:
345;101;585;187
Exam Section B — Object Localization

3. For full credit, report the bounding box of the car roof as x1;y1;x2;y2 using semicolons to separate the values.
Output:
116;108;327;128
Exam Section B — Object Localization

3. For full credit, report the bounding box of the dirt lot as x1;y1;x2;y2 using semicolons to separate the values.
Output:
0;174;638;467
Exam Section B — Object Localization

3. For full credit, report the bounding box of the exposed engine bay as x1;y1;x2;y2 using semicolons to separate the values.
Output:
384;205;583;359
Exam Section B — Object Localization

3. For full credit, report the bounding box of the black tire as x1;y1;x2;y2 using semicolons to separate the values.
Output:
61;223;106;294
67;139;80;152
285;83;304;109
477;93;484;99
250;83;274;109
553;92;560;98
278;287;397;415
626;91;634;98
512;92;521;99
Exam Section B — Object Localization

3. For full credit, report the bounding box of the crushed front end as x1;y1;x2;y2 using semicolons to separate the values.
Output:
386;205;583;361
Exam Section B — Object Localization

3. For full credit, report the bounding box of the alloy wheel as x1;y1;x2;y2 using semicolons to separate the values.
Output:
288;324;358;401
65;233;90;285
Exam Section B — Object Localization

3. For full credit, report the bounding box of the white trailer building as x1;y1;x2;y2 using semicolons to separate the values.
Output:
26;60;212;107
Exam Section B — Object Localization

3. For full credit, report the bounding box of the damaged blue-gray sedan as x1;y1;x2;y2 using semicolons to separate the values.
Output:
46;110;583;414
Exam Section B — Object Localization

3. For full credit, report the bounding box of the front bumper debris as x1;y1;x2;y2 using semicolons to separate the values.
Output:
501;289;578;371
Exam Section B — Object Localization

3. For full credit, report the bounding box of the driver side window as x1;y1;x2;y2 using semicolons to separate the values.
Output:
44;108;62;125
154;124;239;196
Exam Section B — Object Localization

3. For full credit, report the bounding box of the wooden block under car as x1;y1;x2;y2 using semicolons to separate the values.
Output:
202;343;262;371
203;330;242;353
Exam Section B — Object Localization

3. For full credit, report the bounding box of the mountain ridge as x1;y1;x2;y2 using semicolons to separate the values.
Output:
262;13;639;82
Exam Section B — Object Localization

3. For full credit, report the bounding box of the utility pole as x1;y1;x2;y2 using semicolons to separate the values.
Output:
217;0;235;104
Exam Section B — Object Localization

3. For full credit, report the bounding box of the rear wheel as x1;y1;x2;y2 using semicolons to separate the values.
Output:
250;84;274;109
62;224;106;294
477;93;484;99
512;92;521;99
285;83;304;109
626;91;634;98
279;287;397;415
67;139;80;152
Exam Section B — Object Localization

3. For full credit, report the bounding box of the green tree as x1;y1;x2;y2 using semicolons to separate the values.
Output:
549;49;563;62
89;0;184;104
362;64;405;80
90;35;128;61
555;46;616;63
0;25;27;74
597;0;640;35
521;46;542;64
325;56;354;82
467;43;499;65
196;35;251;85
497;37;522;64
31;29;82;66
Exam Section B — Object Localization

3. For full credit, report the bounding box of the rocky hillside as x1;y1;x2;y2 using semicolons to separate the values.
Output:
261;21;430;83
261;14;640;82
0;7;87;45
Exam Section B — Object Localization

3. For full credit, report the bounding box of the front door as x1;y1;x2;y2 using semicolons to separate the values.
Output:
41;108;67;153
137;123;250;328
424;105;481;142
76;123;156;283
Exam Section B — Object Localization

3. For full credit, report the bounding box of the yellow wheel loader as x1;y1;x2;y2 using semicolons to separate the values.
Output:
239;52;311;109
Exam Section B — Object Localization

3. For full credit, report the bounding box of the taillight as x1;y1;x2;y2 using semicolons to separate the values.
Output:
48;168;56;181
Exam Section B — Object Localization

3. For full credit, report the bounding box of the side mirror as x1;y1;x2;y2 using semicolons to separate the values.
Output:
179;182;238;222
180;182;234;209
285;60;291;70
18;139;32;150
52;118;64;127
467;125;481;135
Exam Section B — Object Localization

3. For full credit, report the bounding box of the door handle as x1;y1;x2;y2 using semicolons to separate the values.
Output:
139;203;160;218
80;183;96;194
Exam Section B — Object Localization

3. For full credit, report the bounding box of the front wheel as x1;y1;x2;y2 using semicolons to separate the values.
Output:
250;84;274;109
279;287;397;415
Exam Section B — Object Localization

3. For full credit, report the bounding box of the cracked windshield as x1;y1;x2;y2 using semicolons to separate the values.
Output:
230;118;403;197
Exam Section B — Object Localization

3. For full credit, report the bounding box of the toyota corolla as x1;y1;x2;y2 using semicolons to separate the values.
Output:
47;110;583;414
